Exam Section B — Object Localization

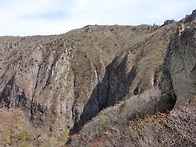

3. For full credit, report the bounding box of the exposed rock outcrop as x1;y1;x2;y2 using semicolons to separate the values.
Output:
0;23;177;138
0;10;195;147
69;11;196;147
158;12;196;112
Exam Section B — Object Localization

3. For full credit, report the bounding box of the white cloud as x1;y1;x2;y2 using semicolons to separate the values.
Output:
0;0;195;36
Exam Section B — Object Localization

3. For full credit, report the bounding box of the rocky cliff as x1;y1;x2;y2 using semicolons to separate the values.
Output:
158;16;196;112
69;11;196;147
0;10;195;147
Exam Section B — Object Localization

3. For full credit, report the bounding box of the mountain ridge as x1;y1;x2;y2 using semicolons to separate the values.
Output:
0;10;195;146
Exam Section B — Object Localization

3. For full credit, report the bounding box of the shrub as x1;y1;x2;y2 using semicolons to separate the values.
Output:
100;114;105;121
59;129;70;142
17;129;33;141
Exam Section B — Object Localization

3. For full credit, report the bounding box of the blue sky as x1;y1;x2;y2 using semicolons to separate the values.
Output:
0;0;195;36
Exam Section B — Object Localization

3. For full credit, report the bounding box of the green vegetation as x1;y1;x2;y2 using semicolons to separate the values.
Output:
58;129;70;142
17;128;33;141
100;114;105;121
119;102;126;109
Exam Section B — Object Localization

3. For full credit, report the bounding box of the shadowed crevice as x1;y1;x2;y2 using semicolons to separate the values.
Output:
70;54;137;134
0;75;49;128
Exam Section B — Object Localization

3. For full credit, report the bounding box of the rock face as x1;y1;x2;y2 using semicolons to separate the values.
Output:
69;11;196;147
158;15;196;112
0;10;195;146
0;24;176;136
